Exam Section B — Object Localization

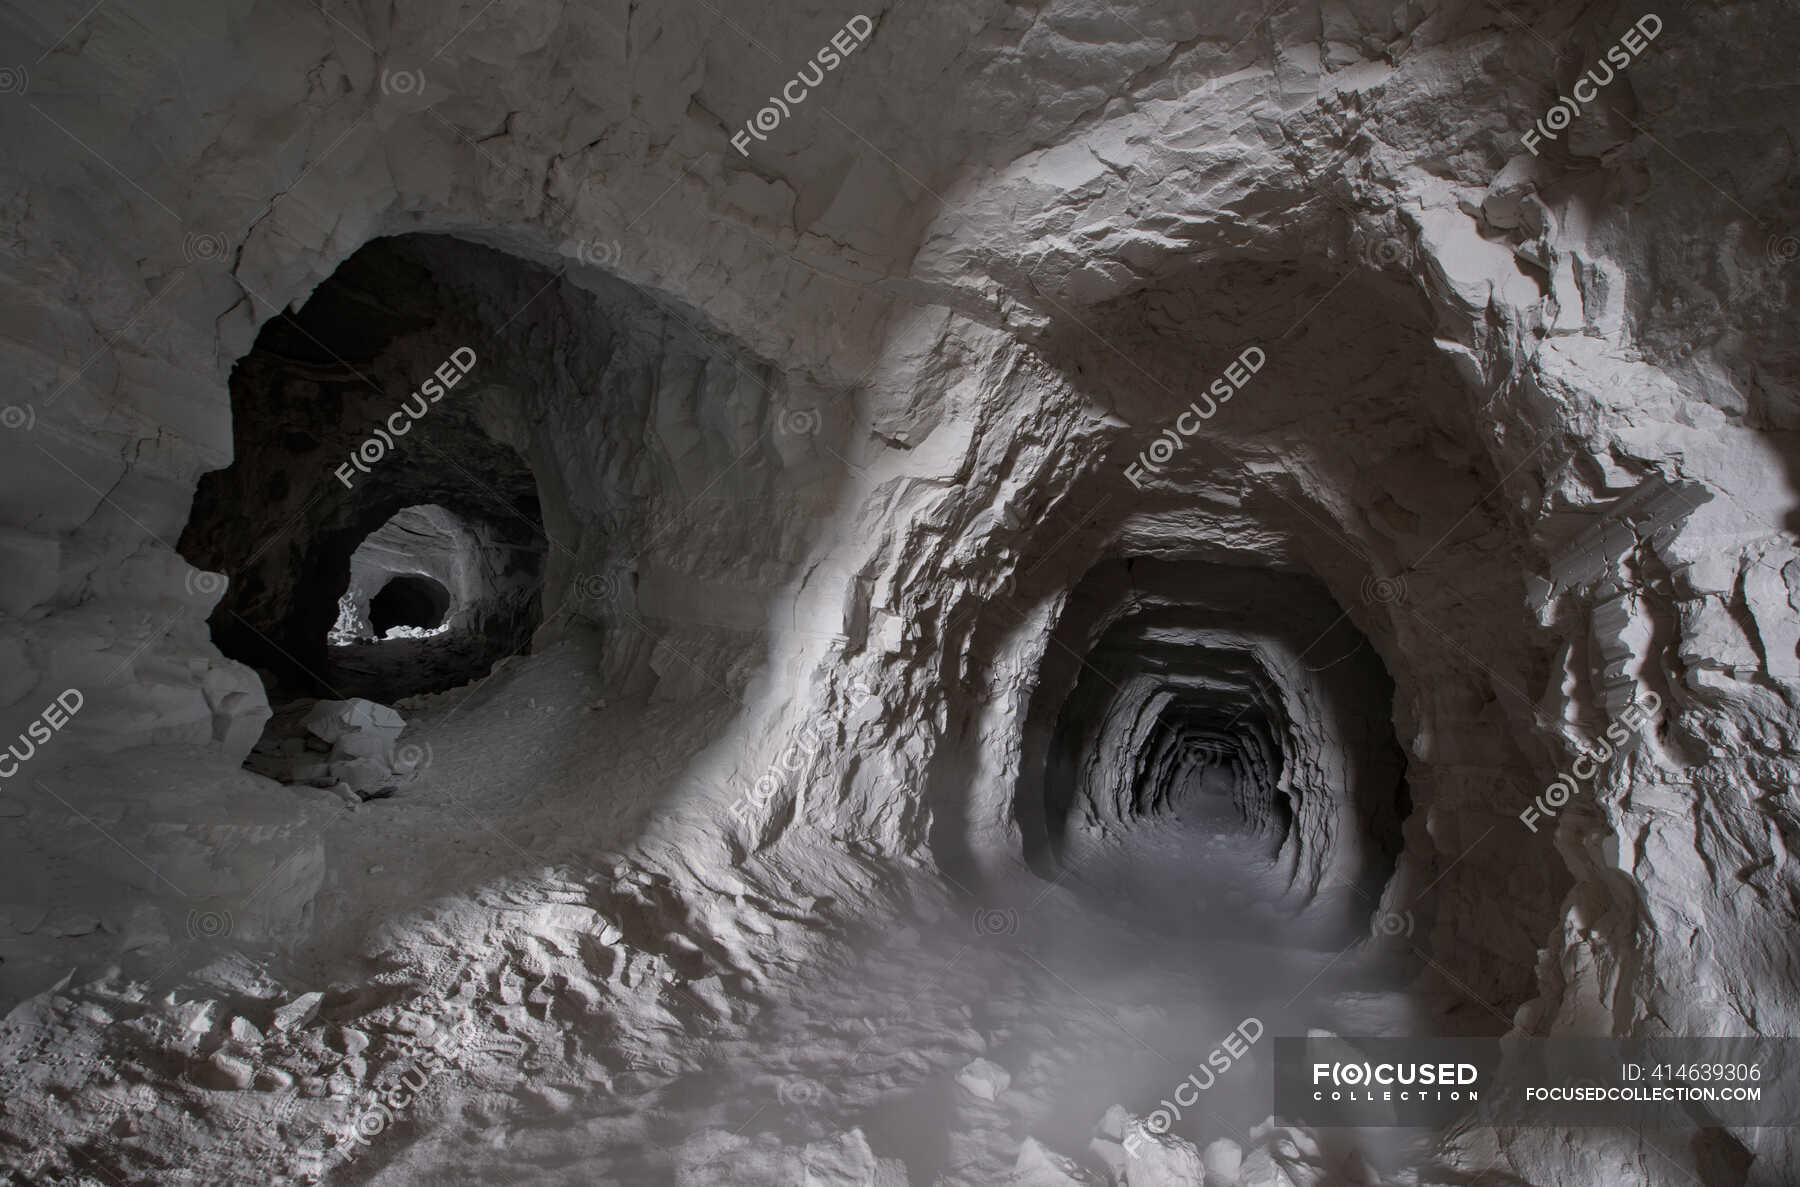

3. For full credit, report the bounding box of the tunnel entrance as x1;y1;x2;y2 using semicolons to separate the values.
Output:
320;502;546;700
943;555;1428;1161
1023;558;1411;943
177;236;553;707
368;575;451;636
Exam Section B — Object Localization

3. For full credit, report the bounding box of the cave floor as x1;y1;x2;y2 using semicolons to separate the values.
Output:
323;631;519;704
3;638;1450;1185
288;643;1437;1182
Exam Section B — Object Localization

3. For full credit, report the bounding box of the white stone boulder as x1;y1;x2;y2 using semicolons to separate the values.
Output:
955;1056;1012;1101
1089;1105;1211;1186
198;659;272;766
300;698;410;793
1089;1104;1133;1181
1010;1137;1103;1185
1237;1120;1325;1187
1201;1138;1243;1185
1237;1149;1303;1187
801;1128;909;1186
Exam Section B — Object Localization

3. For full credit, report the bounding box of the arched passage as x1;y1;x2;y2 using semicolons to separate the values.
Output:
317;503;546;700
1023;558;1410;940
178;235;561;704
367;575;451;637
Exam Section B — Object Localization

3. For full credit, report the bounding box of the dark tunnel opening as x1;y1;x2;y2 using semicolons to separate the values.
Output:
1022;558;1412;938
177;236;553;706
368;574;452;636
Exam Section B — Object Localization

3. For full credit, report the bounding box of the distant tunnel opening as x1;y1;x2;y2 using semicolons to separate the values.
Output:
1020;558;1411;939
368;574;452;636
177;236;557;706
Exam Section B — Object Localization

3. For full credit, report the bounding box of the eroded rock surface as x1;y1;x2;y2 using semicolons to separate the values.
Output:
1;0;1797;1183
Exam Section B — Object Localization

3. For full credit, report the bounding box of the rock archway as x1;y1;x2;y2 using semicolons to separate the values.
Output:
2;2;1796;1185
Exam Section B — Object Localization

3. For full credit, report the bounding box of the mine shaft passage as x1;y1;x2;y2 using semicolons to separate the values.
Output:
367;574;452;636
321;503;545;700
177;237;553;705
1022;559;1410;942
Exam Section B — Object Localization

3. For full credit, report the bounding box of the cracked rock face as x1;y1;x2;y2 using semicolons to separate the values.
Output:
1;0;1797;1184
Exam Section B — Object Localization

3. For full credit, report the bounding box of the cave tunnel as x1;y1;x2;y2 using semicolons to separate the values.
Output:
9;2;1788;1181
1022;558;1410;948
367;574;452;637
177;237;553;706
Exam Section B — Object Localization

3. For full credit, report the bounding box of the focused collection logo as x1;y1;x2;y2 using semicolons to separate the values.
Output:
730;16;875;155
334;347;478;489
